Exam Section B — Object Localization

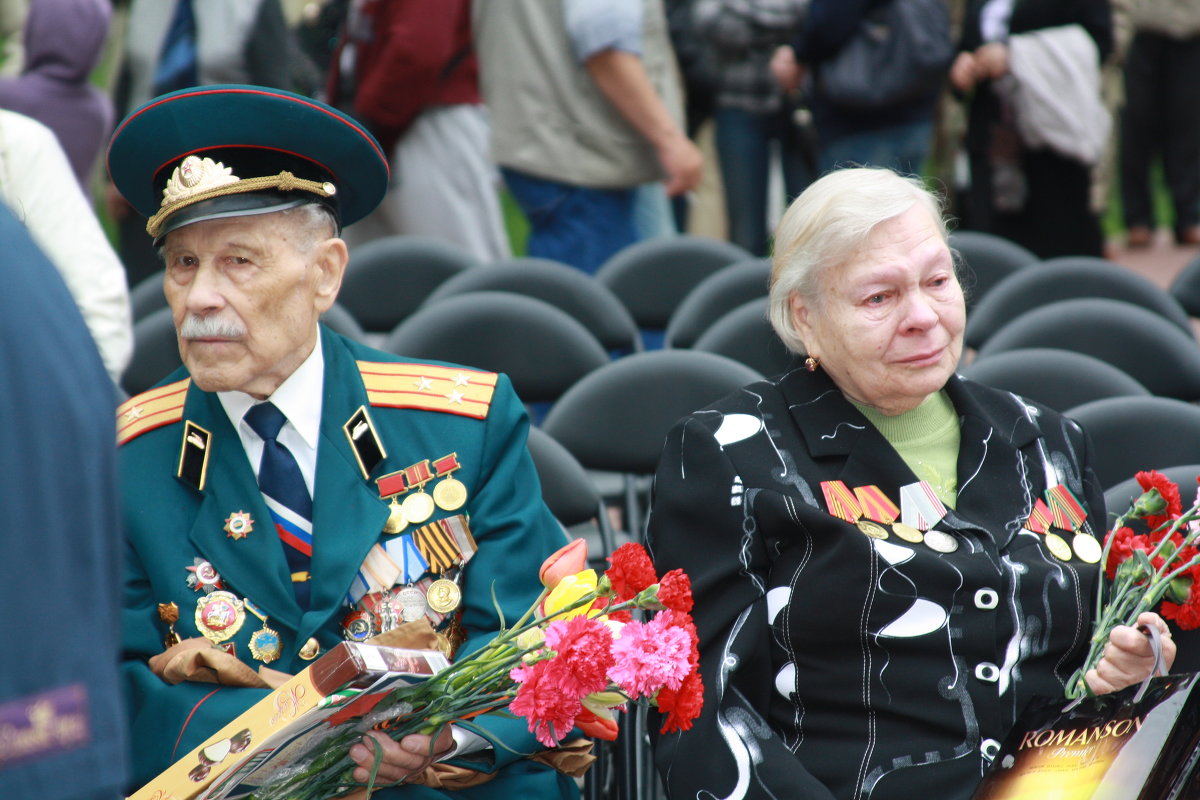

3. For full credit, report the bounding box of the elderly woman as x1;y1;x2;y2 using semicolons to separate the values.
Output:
646;167;1173;800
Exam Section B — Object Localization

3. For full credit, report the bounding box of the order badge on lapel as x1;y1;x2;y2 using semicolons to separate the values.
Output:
224;511;254;540
195;590;245;644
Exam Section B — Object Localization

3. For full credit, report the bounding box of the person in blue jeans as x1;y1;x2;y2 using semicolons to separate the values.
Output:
694;0;813;257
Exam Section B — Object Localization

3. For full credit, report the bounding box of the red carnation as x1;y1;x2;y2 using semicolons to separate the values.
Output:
657;569;694;613
544;616;615;697
1135;470;1183;530
509;659;583;748
656;670;704;734
606;543;658;601
1161;581;1200;630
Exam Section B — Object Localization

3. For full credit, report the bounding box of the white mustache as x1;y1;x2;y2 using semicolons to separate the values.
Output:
178;314;246;339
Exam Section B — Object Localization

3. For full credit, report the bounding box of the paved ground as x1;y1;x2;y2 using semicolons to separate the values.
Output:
1107;230;1200;290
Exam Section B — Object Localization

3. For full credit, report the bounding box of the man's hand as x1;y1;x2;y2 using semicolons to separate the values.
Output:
348;726;456;786
656;131;703;197
769;45;806;94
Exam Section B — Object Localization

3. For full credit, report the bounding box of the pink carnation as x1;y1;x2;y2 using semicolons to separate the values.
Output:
544;615;616;697
608;612;694;699
509;659;583;748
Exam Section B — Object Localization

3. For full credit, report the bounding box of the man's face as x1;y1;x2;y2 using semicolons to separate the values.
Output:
161;212;346;398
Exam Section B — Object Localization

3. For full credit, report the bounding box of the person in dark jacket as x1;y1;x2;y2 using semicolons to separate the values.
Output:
647;167;1172;800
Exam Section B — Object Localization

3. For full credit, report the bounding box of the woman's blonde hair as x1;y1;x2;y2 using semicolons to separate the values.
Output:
768;168;952;354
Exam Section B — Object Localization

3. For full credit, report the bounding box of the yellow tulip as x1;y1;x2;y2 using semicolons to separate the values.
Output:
543;570;598;620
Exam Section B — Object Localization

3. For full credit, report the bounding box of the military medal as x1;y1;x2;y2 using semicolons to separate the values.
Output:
186;558;223;593
342;608;375;642
402;491;435;525
400;460;436;524
395;584;428;622
891;522;925;543
299;637;320;660
376;470;408;534
923;530;959;554
158;602;181;648
1044;532;1073;562
224;511;254;540
244;598;282;664
856;520;889;540
195;590;245;644
821;480;863;524
1073;533;1102;564
426;577;462;613
382;497;406;534
431;453;468;511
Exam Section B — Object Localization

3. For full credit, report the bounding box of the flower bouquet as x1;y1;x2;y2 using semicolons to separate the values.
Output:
245;539;703;799
1065;470;1200;699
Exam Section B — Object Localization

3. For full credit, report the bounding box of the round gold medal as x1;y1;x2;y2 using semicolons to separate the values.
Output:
1072;533;1102;564
923;530;959;554
195;591;245;644
432;477;468;512
426;578;462;613
402;491;435;525
1044;532;1073;562
891;523;925;544
856;520;889;540
383;498;406;534
299;637;321;660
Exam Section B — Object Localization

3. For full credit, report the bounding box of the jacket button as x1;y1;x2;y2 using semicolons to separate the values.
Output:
974;588;999;610
975;662;1000;683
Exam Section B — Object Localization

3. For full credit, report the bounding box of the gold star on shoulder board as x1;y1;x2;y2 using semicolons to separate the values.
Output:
453;373;470;387
123;405;145;422
447;390;465;404
415;376;433;391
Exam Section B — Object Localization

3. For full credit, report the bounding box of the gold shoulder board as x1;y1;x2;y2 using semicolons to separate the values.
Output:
117;378;191;445
357;361;497;420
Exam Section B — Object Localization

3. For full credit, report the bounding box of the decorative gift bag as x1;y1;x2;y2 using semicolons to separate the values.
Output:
973;626;1200;800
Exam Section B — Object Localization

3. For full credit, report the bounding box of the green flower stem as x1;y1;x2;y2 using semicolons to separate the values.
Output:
1068;506;1200;698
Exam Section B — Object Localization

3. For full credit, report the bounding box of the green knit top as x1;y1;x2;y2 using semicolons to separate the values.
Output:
852;391;961;509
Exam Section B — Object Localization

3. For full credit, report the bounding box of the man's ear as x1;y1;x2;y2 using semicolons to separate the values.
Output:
312;237;349;314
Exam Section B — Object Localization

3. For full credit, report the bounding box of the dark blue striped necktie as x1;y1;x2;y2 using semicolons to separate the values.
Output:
244;402;313;608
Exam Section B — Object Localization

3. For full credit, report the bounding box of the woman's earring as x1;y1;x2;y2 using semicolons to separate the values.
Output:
804;355;820;372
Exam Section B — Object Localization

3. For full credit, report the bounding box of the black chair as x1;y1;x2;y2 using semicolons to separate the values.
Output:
664;258;771;348
130;270;167;321
595;235;753;343
422;256;641;353
975;298;1200;401
1064;396;1200;490
381;292;610;405
526;426;619;561
949;229;1038;311
121;306;182;396
1169;252;1200;317
691;298;799;378
965;256;1193;349
319;302;366;343
541;350;763;537
960;348;1150;413
339;236;480;334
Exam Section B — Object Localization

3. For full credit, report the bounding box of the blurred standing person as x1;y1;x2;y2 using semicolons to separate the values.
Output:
105;0;294;288
0;109;132;383
327;0;510;262
771;0;950;177
950;0;1112;258
0;0;112;189
1119;0;1200;248
0;200;127;800
694;0;811;257
473;0;703;275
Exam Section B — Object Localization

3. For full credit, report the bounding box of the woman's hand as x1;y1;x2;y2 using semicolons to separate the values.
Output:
973;42;1010;81
1085;612;1176;695
348;726;456;785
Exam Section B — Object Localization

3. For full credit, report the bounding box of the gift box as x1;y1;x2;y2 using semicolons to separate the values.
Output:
129;642;447;800
972;671;1200;800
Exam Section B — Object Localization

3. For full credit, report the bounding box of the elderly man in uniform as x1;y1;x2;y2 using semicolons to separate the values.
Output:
109;85;577;799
